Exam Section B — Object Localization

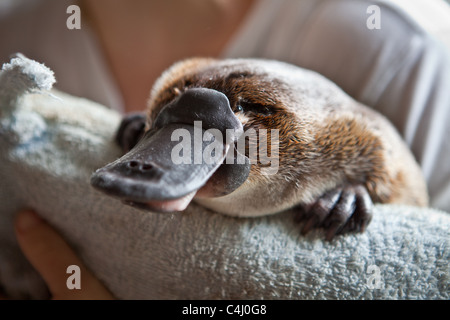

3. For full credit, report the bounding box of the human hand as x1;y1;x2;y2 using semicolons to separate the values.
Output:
14;210;115;300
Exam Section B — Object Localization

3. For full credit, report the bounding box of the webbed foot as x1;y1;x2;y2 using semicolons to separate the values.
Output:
296;184;373;241
115;112;147;153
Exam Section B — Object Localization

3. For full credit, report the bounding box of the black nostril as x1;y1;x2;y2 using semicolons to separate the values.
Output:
126;160;155;172
127;160;140;169
141;163;154;171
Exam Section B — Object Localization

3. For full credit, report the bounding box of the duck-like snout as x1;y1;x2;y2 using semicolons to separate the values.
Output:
90;88;250;212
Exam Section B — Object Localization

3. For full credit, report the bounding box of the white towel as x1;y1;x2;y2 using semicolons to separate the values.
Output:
0;55;448;299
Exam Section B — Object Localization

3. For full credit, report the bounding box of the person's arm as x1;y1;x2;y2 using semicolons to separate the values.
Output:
14;210;115;300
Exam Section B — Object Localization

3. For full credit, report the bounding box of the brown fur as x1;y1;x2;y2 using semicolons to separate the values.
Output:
145;58;428;217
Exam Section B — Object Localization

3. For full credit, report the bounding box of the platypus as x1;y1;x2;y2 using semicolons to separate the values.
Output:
91;58;428;240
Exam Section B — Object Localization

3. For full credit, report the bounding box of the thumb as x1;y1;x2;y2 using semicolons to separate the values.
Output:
14;210;115;300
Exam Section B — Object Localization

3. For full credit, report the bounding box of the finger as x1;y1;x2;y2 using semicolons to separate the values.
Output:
15;210;114;300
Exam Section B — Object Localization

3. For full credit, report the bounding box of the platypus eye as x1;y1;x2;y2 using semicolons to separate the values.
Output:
237;101;274;116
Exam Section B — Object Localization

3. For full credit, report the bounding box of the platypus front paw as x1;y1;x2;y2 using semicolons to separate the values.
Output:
116;112;147;153
295;184;373;241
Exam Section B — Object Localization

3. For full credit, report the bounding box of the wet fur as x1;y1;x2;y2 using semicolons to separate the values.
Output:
145;58;428;217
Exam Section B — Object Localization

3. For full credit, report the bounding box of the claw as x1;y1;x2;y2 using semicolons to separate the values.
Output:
301;216;318;235
295;184;373;240
325;222;343;241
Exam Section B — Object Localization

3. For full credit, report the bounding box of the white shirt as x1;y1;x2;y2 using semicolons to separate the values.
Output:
1;0;449;211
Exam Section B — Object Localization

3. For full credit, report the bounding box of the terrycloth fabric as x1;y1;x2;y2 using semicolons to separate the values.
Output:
0;56;449;300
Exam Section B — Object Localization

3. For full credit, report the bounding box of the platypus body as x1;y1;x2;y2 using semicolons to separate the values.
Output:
91;58;428;240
